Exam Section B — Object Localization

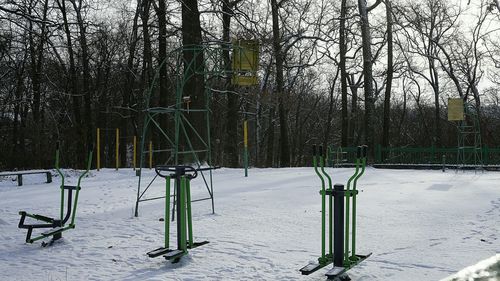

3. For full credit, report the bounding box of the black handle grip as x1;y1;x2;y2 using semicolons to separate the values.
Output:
56;141;60;150
155;165;198;179
312;145;317;156
88;143;94;153
357;146;362;158
319;146;323;157
362;145;368;158
196;166;221;171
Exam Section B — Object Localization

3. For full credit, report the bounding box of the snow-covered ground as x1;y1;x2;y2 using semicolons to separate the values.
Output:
0;167;498;281
442;254;500;281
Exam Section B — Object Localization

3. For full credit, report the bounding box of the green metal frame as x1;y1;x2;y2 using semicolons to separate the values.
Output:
164;176;171;249
148;168;208;262
301;145;369;277
19;145;92;243
457;102;483;170
331;145;500;167
135;42;252;217
310;146;334;267
344;146;366;266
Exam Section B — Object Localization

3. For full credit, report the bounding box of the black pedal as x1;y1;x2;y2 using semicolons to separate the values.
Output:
147;247;170;258
41;227;65;237
300;262;329;275
163;249;185;261
187;241;209;249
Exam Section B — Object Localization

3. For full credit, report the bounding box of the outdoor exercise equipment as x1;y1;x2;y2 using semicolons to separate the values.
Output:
135;41;259;217
299;145;334;274
300;145;371;280
147;165;218;263
18;143;93;246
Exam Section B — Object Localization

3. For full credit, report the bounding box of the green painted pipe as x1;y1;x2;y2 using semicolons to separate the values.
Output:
351;146;367;259
186;177;194;248
70;148;93;226
312;145;326;260
179;176;187;251
165;176;171;249
54;144;65;223
345;148;361;264
319;150;333;257
28;225;73;243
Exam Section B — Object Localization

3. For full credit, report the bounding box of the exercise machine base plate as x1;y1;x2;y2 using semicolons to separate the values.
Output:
325;253;372;280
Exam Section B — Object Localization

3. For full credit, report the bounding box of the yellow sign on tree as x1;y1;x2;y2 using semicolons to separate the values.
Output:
232;40;259;86
448;98;464;121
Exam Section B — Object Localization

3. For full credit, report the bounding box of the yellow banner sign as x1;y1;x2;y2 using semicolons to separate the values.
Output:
448;98;464;121
232;40;259;86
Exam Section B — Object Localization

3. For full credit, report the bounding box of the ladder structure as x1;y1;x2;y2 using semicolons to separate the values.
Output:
134;41;259;217
456;102;483;170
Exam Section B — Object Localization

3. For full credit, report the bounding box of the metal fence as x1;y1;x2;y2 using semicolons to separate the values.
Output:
328;146;500;166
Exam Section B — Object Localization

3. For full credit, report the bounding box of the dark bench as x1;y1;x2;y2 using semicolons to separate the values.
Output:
0;171;52;186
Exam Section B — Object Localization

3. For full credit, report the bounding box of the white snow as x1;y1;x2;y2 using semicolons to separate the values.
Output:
441;254;500;281
0;167;499;281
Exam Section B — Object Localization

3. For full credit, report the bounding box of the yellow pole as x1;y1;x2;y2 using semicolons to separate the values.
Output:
133;136;137;170
97;128;100;171
244;120;248;148
116;128;119;170
244;120;248;177
149;141;153;169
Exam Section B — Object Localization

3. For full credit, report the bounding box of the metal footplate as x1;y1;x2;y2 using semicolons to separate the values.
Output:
147;248;186;261
325;253;372;280
163;249;185;261
188;241;209;249
300;260;333;275
41;227;66;237
148;241;209;258
147;247;171;258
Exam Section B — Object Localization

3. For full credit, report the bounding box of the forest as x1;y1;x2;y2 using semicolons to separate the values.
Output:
1;0;500;169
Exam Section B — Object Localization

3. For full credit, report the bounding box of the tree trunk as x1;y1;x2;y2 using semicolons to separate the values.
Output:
340;0;349;147
381;0;393;155
358;0;375;157
323;67;339;149
57;0;84;166
222;0;239;167
28;0;49;167
266;106;275;167
71;0;93;156
120;0;141;167
271;0;290;167
141;0;154;165
156;0;169;165
181;0;206;162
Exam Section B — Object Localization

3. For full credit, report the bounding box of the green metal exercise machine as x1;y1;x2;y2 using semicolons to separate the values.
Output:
300;145;334;274
18;143;93;246
147;165;217;263
300;145;371;280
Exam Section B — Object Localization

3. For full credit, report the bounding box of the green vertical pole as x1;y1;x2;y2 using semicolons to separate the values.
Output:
179;176;187;251
186;177;194;248
319;150;326;261
165;176;171;249
375;144;382;163
351;146;366;260
484;146;489;166
54;144;65;223
345;148;360;265
431;145;436;163
319;149;333;258
206;77;215;214
71;148;93;226
312;145;326;262
244;120;248;177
